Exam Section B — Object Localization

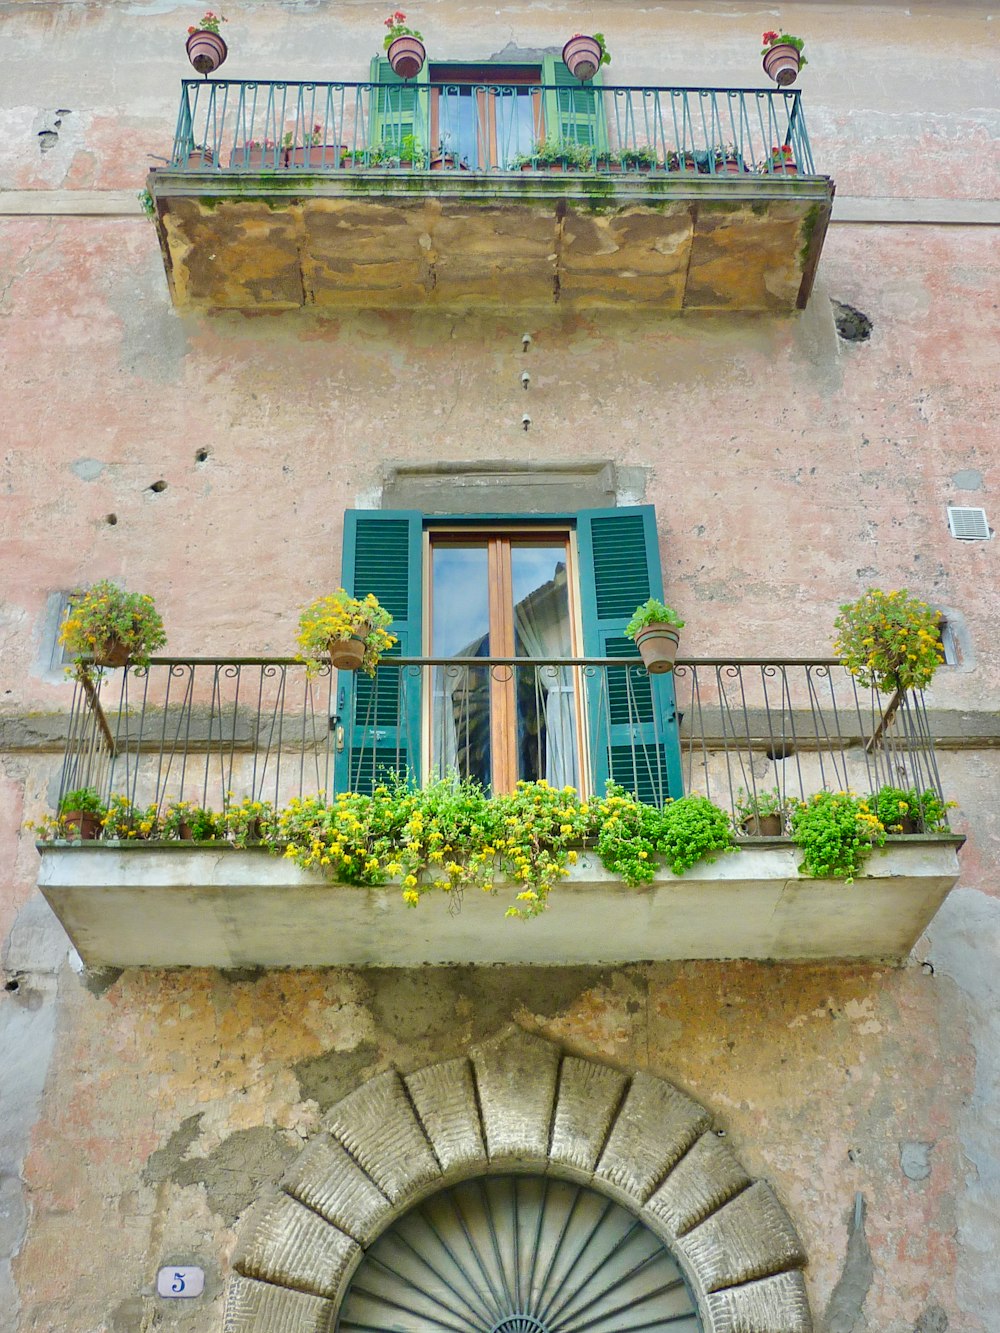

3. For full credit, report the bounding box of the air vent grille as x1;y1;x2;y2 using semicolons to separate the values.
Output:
947;507;990;541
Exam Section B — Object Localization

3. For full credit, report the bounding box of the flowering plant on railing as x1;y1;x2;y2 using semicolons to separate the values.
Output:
59;580;167;669
872;786;953;834
833;588;944;693
296;590;396;677
282;124;325;150
383;10;422;47
189;10;226;34
760;30;806;64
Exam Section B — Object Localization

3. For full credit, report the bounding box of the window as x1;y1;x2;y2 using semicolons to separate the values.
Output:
369;57;608;169
334;506;682;804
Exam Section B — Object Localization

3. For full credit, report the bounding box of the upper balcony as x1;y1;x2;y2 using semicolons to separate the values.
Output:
35;656;960;969
146;75;834;313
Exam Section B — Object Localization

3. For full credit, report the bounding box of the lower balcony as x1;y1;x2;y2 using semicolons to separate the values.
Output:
147;79;834;312
35;656;962;967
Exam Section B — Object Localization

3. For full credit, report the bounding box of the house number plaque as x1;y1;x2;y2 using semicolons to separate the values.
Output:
157;1265;205;1298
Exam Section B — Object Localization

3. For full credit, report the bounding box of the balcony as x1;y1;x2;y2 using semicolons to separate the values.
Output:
146;79;834;312
35;656;961;968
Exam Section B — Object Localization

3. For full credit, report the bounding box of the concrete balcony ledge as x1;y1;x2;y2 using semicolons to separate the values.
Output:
37;838;962;969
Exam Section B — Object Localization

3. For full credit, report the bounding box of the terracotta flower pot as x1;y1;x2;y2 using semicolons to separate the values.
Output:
762;43;801;86
633;624;680;674
717;158;744;175
177;822;194;841
62;811;101;840
186;146;216;168
230;146;284;169
329;631;368;672
562;35;603;82
386;34;426;79
186;29;228;75
741;814;783;836
769;160;798;176
93;638;131;668
892;816;918;834
287;144;347;169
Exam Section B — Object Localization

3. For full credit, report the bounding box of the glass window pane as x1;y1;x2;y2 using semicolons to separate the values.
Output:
431;544;491;789
510;544;577;789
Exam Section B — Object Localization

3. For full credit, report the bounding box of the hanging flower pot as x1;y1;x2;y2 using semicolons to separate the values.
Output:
186;28;228;75
387;34;425;77
625;599;684;675
562;34;605;82
633;625;681;674
330;629;370;671
93;637;132;668
760;32;806;86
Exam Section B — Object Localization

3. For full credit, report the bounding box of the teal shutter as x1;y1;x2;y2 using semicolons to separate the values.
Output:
576;506;683;804
335;510;423;794
541;57;608;154
369;56;431;159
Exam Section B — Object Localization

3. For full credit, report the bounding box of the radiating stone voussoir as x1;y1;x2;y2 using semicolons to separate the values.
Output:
223;1272;336;1333
675;1180;807;1294
595;1070;712;1201
323;1068;440;1204
471;1029;561;1164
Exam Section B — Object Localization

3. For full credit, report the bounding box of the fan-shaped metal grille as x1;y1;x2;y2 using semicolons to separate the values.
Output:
338;1174;701;1332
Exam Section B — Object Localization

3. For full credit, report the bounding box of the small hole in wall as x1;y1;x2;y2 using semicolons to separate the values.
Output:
105;513;118;526
766;742;795;761
5;979;19;992
195;448;209;463
148;479;168;493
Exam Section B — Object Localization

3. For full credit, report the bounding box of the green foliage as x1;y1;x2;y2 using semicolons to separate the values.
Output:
137;188;155;219
761;30;807;66
59;580;167;669
222;796;275;847
624;598;685;640
658;795;735;875
789;791;886;881
515;139;594;169
618;146;657;168
591;33;611;67
383;10;423;50
58;786;105;815
872;785;953;833
833;588;944;693
101;794;160;840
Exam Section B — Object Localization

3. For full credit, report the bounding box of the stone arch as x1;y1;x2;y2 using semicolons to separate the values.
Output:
224;1030;811;1332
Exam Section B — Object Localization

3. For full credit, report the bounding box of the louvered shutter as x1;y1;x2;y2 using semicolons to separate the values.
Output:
541;57;609;152
335;510;423;794
369;56;431;157
576;506;683;804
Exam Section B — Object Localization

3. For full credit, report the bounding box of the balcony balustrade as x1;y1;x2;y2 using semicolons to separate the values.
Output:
36;656;961;968
147;79;834;311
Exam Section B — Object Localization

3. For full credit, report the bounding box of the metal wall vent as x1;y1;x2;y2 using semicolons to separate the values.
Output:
947;507;991;540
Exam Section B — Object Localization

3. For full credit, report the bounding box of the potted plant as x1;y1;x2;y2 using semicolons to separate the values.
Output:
284;124;346;169
223;796;274;847
161;800;222;841
790;791;885;882
833;588;944;694
734;786;790;836
594;151;622;174
58;787;106;840
665;149;701;173
712;143;745;175
619;146;657;173
562;33;610;82
101;794;160;841
233;138;281;169
515;140;592;173
760;144;798;176
186;11;227;75
186;144;217;168
59;580;167;669
383;10;425;79
624;598;685;674
872;785;953;834
297;590;396;675
760;30;807;85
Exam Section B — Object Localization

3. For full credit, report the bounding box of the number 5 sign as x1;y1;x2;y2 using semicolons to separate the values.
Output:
157;1265;205;1298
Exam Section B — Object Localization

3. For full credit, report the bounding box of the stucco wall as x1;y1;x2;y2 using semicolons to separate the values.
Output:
1;2;998;1331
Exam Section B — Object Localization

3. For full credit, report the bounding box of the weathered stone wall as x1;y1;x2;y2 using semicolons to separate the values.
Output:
1;2;998;1331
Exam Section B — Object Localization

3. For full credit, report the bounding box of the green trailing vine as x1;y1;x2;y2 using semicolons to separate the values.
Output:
789;790;886;882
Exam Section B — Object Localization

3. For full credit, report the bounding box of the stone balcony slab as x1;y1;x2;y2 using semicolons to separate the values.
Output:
147;171;834;313
37;838;960;969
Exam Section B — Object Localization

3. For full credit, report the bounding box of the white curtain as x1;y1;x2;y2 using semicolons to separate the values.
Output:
513;583;578;790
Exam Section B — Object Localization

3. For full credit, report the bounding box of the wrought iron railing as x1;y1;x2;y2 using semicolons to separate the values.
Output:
56;657;943;827
168;80;815;177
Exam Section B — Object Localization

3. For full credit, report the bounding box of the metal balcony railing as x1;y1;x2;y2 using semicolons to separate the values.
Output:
168;80;816;177
56;657;943;827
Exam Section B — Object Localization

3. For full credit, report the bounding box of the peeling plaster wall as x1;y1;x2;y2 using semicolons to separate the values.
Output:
1;2;999;1332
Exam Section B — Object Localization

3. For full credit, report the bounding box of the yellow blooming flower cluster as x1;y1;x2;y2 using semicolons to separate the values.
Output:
833;588;944;694
295;589;396;678
58;580;166;669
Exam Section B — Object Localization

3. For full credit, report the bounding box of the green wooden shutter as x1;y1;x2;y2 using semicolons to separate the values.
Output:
335;510;423;794
369;56;431;158
541;57;608;153
576;506;682;804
